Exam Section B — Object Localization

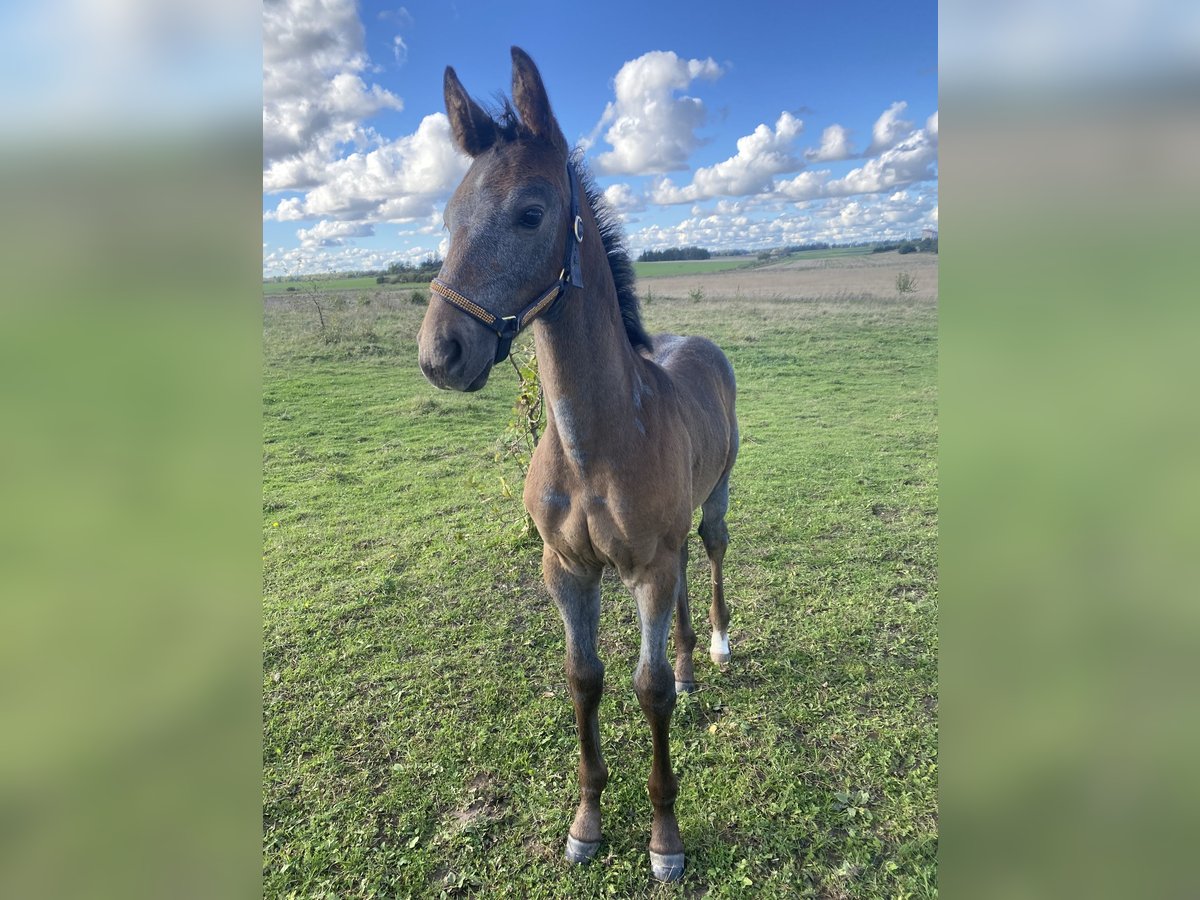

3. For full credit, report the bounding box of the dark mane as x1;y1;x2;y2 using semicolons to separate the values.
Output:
570;152;652;354
487;99;652;353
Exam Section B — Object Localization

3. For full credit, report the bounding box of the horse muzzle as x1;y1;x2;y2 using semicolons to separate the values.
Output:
417;327;495;392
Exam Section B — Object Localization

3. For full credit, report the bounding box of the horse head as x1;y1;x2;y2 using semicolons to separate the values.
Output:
418;47;579;391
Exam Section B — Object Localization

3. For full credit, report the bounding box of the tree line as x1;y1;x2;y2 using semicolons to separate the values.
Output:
375;255;444;284
871;236;937;255
637;246;711;262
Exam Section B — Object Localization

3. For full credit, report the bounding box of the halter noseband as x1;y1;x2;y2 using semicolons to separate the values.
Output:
429;161;585;365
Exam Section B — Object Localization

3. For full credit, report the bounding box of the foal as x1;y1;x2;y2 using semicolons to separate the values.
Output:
417;47;738;882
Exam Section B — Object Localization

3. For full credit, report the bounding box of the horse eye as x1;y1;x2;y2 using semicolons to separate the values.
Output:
519;207;544;229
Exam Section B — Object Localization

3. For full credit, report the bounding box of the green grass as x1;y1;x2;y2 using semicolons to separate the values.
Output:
633;259;753;277
263;277;427;295
262;289;938;898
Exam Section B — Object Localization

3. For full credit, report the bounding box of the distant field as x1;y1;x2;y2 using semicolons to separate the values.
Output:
636;247;877;277
265;247;888;293
768;245;877;262
640;250;939;303
633;259;752;278
264;262;752;290
263;277;427;295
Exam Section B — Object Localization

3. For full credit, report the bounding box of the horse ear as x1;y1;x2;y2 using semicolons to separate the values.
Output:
511;46;566;150
444;66;495;157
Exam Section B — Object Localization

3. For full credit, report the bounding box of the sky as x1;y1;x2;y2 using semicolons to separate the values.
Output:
262;0;938;277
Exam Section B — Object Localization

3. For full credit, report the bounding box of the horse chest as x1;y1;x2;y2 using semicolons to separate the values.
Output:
525;467;677;571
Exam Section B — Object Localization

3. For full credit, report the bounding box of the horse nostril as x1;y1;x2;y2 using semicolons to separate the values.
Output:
441;336;462;367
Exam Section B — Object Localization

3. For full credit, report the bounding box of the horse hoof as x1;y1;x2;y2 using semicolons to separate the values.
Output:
650;850;686;882
710;650;731;666
565;834;600;864
675;680;698;695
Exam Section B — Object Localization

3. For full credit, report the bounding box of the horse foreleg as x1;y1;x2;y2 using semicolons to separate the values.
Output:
628;550;686;881
543;547;607;864
672;543;698;693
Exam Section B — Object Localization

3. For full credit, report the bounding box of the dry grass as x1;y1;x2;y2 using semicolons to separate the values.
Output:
641;251;939;302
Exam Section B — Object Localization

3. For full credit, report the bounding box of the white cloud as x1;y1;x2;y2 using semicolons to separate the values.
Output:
620;107;938;259
264;196;305;222
264;242;429;278
773;110;938;202
826;119;937;196
393;35;408;65
776;169;832;201
297;220;375;249
602;183;646;216
625;188;938;254
866;101;915;154
264;112;469;223
592;51;724;175
635;103;934;209
650;111;804;204
805;123;855;162
263;0;402;177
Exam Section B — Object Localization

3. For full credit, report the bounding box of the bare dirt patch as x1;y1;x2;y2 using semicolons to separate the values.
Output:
871;503;902;522
450;773;508;832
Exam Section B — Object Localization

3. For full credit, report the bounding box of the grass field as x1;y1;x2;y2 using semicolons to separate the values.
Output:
262;284;938;897
263;277;427;295
771;246;878;261
625;247;878;279
633;259;753;278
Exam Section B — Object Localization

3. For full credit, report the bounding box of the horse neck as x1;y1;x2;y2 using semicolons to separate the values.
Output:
532;213;638;462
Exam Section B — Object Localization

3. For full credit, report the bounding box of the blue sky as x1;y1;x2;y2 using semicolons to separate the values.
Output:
264;0;938;276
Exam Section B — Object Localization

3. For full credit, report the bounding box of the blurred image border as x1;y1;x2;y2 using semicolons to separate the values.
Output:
2;1;1198;897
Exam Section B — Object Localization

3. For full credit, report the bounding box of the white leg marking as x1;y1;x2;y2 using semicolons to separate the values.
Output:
710;631;730;664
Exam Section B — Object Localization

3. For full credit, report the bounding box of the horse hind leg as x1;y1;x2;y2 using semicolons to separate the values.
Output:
672;544;698;694
699;474;731;666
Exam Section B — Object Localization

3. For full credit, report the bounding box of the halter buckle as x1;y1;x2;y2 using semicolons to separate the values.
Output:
496;315;519;337
573;215;584;243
